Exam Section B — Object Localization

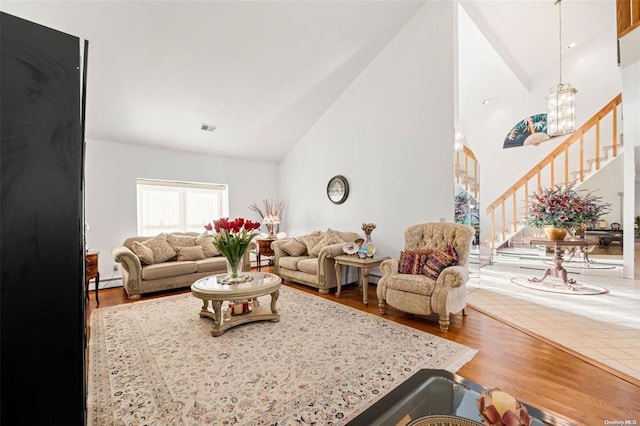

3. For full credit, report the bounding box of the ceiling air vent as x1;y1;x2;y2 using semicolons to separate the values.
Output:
201;123;216;132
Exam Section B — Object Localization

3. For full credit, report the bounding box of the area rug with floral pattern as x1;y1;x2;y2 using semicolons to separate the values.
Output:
88;285;478;425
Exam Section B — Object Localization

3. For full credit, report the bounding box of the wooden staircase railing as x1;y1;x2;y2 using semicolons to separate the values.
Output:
485;93;623;248
455;145;479;201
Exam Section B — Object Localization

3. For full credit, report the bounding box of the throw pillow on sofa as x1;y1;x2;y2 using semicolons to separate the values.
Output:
281;239;307;256
296;231;323;256
166;233;197;250
135;233;176;264
309;228;346;257
132;241;155;265
196;231;221;257
175;245;206;261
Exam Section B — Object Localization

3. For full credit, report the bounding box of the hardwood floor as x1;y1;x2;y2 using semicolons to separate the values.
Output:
86;268;639;425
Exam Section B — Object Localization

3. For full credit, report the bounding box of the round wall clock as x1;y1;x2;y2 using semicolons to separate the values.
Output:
327;175;349;204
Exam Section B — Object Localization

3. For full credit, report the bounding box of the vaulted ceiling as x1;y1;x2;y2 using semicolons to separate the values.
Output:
1;1;615;163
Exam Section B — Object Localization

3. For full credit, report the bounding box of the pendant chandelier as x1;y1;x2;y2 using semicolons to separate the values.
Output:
546;0;577;137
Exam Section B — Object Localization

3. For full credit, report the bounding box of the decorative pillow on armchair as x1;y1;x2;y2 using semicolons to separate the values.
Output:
422;243;459;279
398;250;431;274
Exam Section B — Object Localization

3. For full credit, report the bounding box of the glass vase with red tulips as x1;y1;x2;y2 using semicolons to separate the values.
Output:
204;217;261;279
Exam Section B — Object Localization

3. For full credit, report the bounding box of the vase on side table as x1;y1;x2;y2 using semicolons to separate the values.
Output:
361;232;376;258
265;222;280;237
544;226;567;241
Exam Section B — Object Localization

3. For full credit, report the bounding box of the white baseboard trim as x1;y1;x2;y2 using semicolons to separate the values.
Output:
343;274;381;286
88;278;123;291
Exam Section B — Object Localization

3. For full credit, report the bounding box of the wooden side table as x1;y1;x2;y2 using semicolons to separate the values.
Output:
334;255;390;305
256;237;277;271
86;251;100;304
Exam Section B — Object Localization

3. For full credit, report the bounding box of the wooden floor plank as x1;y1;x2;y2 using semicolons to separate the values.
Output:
86;268;640;425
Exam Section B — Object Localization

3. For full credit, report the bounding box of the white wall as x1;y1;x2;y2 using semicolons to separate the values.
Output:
582;154;624;226
278;2;456;258
85;139;278;281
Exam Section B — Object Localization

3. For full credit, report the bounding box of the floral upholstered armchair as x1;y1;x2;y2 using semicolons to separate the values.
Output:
376;222;475;332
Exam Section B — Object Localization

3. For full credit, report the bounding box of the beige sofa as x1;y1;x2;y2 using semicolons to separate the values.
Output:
112;232;252;299
376;222;475;332
272;229;361;294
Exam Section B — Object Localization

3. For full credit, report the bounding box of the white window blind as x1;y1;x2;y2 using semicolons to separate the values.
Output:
136;179;228;235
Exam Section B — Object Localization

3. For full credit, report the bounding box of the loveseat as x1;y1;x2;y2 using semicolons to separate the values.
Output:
271;229;361;294
112;232;252;299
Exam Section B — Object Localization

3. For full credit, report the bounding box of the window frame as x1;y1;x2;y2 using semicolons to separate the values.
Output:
136;178;228;235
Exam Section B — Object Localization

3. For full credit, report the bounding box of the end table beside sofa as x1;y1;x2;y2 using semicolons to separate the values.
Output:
334;255;390;305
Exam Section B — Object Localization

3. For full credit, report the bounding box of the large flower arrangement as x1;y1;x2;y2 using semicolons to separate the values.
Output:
204;217;260;278
526;183;610;229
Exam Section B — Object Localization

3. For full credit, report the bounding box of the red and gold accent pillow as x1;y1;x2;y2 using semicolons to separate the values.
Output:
398;250;431;275
423;243;458;279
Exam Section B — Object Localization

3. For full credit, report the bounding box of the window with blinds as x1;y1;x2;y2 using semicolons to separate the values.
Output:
136;179;228;235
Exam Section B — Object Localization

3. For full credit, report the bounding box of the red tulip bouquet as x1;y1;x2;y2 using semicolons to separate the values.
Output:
204;217;260;278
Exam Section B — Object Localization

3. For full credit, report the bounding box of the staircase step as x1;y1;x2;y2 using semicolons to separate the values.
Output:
496;247;543;257
455;172;478;181
586;156;608;165
570;171;590;181
602;143;623;155
455;176;478;184
571;150;622;180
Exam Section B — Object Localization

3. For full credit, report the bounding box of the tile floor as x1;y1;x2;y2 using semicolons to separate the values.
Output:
467;259;640;382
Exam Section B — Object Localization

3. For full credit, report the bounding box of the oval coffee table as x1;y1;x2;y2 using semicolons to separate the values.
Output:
191;272;282;336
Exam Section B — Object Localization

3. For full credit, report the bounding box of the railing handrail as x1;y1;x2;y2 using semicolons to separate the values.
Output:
463;145;476;161
455;145;479;200
486;93;622;214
